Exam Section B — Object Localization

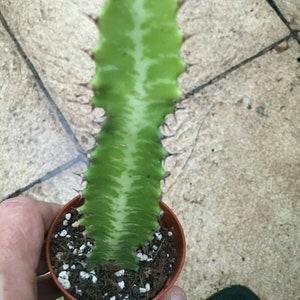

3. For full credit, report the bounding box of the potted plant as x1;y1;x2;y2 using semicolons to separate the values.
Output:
45;0;186;299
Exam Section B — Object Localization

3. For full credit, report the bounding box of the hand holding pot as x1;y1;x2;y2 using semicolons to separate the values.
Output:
0;197;62;300
0;197;187;300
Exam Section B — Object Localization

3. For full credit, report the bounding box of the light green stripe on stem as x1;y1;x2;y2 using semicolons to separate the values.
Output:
81;0;184;270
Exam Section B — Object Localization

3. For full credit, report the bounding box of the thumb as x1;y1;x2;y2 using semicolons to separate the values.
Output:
160;286;187;300
0;197;61;300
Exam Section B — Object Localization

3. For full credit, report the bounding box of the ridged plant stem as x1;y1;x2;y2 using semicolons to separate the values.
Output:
81;0;184;270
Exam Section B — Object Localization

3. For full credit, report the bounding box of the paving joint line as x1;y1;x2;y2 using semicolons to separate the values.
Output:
1;5;295;199
265;0;300;43
0;10;86;156
184;34;292;98
1;154;88;202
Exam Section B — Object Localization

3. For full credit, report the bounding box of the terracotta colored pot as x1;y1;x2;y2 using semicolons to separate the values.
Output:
45;195;186;300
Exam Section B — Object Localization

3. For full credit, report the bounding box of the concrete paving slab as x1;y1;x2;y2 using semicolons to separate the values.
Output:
0;0;299;299
0;0;290;149
22;160;87;205
273;0;300;29
162;39;300;299
0;23;79;200
178;0;289;94
0;0;104;151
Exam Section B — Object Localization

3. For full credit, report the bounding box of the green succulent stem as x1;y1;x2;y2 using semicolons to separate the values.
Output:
81;0;184;270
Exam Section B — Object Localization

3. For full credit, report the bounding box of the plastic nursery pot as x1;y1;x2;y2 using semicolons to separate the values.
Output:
45;195;186;300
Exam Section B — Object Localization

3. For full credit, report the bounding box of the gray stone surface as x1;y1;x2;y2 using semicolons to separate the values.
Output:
22;160;87;205
163;39;300;299
0;22;78;200
0;0;104;151
0;0;299;299
178;0;289;93
274;0;300;29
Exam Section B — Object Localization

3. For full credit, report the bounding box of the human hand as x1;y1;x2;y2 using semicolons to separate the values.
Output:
0;197;186;300
0;196;62;300
161;286;187;300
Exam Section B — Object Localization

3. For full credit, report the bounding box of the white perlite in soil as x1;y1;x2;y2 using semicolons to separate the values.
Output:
50;208;177;300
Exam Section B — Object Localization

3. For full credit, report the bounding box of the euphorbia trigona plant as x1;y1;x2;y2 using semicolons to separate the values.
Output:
80;0;184;271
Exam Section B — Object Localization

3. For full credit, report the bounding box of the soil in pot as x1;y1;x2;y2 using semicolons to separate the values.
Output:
49;207;177;300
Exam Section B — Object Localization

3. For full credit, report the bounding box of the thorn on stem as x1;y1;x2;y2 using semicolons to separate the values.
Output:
160;134;175;141
78;177;86;186
178;0;186;8
83;48;95;60
163;153;172;161
78;82;96;92
163;152;178;162
73;188;82;194
85;13;99;25
91;103;96;111
183;32;197;42
161;122;171;132
184;62;197;73
161;171;171;183
74;172;84;178
171;108;178;121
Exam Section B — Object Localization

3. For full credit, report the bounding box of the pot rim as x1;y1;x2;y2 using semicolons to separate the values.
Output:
45;195;186;300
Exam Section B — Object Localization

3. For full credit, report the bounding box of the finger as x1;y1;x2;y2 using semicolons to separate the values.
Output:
160;286;187;300
1;196;62;233
0;197;61;269
0;197;62;300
